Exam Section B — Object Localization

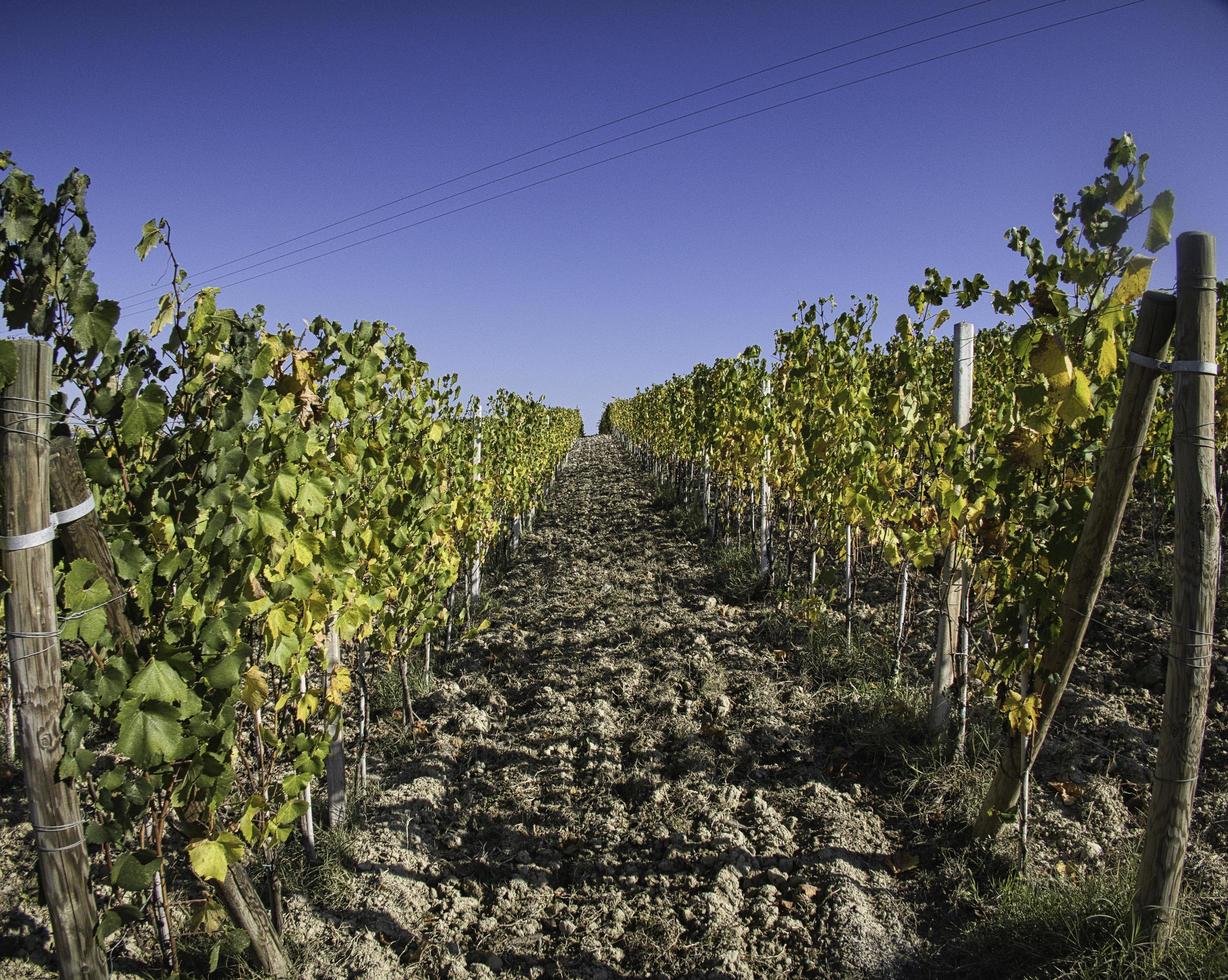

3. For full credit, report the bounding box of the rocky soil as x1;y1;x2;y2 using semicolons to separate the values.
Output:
285;435;918;978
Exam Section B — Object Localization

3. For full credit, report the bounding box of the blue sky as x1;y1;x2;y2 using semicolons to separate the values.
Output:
6;0;1228;429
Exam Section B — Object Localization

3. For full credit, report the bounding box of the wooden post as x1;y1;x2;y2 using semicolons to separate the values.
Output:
759;378;772;583
216;864;291;978
469;405;483;601
324;625;346;828
49;436;135;648
927;321;974;737
974;291;1177;835
1133;233;1220;944
701;449;711;529
1016;605;1032;871
845;524;854;654
954;572;972;756
0;340;108;979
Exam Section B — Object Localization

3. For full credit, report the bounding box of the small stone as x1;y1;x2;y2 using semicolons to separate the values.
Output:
1082;840;1104;862
560;918;577;936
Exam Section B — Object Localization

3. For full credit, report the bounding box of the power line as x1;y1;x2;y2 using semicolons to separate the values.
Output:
117;0;1001;302
118;0;1145;324
120;0;1075;311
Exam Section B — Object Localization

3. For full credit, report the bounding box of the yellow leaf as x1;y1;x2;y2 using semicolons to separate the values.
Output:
188;835;244;884
1109;254;1154;309
326;665;352;706
1029;332;1072;389
240;666;269;711
1095;334;1118;380
1003;691;1041;735
296;690;319;722
1058;369;1094;426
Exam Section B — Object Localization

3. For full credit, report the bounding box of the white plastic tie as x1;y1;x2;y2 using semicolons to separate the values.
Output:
1128;352;1218;376
0;494;96;552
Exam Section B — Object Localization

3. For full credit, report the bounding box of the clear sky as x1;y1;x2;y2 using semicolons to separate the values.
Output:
6;0;1227;430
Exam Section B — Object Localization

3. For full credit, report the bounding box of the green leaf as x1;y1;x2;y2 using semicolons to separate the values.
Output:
151;293;175;336
203;653;244;691
116;699;184;766
135;219;163;260
119;387;167;445
296;476;330;516
71;299;120;350
111;849;162;891
1144;190;1175;251
128;658;191;705
61;559;113;645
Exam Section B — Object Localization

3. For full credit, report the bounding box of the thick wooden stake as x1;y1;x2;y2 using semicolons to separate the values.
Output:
1017;605;1032;872
845;524;854;654
469;405;483;601
324;625;346;828
216;864;291;978
49;436;135;648
928;321;974;738
4;669;14;762
954;573;972;756
974;292;1177;836
1133;233;1220;944
0;340;108;979
759;379;772;583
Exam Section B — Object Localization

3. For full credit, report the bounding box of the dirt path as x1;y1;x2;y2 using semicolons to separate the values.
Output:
296;435;918;978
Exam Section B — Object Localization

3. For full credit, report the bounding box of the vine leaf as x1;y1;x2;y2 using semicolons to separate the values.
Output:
116;699;184;766
119;387;167;445
187;833;245;883
1144;190;1175;251
110;849;162;891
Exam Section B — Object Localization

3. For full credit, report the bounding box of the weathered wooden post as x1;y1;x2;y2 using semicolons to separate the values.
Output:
1133;232;1220;944
927;321;974;737
758;377;772;583
0;339;109;979
50;436;134;647
470;403;483;601
974;291;1177;836
324;625;346;828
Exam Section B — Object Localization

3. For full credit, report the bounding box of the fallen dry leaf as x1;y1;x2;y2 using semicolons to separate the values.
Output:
1048;779;1084;804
